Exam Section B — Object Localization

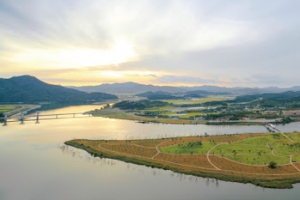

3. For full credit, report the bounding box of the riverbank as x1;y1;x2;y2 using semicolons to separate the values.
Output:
90;108;270;125
90;108;206;124
66;132;300;189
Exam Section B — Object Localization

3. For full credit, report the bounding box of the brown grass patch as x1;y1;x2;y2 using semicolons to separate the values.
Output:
155;153;214;169
101;143;157;158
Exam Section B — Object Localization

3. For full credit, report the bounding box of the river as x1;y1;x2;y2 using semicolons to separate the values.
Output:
1;105;300;200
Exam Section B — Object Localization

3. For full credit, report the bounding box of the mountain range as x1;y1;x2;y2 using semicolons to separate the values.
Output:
2;75;300;104
69;82;186;94
70;82;300;95
0;75;118;103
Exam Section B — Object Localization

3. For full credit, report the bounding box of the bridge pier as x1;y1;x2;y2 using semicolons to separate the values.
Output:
3;115;7;126
20;113;24;124
36;112;40;123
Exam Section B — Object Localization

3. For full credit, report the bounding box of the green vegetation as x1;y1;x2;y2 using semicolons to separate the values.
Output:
136;91;180;100
162;97;226;105
0;105;19;113
0;104;38;116
91;90;300;125
113;100;170;110
90;108;203;124
66;132;300;189
269;161;277;169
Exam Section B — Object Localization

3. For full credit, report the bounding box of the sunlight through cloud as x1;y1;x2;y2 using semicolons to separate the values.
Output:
11;40;137;69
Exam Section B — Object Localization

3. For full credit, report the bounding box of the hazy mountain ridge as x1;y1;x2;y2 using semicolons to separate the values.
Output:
70;82;300;95
136;91;181;100
69;82;186;94
0;75;118;103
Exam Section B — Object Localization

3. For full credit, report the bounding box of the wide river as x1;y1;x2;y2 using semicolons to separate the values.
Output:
1;105;300;200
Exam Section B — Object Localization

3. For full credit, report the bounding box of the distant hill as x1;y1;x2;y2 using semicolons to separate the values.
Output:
69;82;186;94
136;91;181;100
0;75;118;103
70;82;300;95
182;90;231;98
229;91;300;109
233;91;300;103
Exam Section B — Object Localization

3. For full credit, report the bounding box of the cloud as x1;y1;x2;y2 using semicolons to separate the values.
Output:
155;75;219;86
0;0;300;87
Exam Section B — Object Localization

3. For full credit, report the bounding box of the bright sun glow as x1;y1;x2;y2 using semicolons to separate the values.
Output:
12;40;137;69
100;71;124;78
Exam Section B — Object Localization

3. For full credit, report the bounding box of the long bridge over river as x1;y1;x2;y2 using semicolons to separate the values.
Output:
1;112;91;126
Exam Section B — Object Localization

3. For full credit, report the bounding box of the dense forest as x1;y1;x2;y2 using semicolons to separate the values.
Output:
136;91;181;100
229;91;300;109
113;100;170;110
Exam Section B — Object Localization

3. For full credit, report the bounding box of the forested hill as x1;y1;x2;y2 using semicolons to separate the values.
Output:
233;91;300;102
231;91;300;109
136;91;181;100
0;75;118;103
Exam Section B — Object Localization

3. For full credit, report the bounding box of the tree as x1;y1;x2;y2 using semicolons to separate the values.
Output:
232;150;237;157
268;161;277;169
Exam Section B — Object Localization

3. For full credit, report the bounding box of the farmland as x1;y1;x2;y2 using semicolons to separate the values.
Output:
90;93;300;125
66;131;300;189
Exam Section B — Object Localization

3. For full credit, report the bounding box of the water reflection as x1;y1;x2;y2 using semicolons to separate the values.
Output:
59;144;117;167
59;143;222;189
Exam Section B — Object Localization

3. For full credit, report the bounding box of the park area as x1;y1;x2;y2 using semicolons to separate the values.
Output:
66;131;300;188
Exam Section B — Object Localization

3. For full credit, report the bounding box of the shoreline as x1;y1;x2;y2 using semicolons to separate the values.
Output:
90;108;281;126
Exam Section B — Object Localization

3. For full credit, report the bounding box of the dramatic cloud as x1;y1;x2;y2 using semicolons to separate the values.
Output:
0;0;299;87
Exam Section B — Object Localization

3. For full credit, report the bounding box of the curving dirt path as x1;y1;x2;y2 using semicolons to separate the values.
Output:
152;141;169;159
206;143;226;170
266;142;300;172
290;155;300;172
279;131;294;143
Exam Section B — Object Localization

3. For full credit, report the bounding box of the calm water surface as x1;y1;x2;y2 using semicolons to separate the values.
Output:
1;105;300;200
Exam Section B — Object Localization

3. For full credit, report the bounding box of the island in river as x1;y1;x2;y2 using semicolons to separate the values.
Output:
66;131;300;189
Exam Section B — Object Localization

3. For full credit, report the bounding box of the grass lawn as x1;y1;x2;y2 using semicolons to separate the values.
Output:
162;97;227;105
286;132;300;142
292;154;300;162
0;105;20;113
273;143;300;156
225;154;290;165
143;105;175;112
211;143;271;156
178;112;204;119
237;133;291;146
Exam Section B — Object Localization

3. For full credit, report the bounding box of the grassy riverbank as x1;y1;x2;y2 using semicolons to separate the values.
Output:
90;108;264;125
90;108;205;124
66;132;300;189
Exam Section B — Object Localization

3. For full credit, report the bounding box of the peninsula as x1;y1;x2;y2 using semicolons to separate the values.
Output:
66;131;300;189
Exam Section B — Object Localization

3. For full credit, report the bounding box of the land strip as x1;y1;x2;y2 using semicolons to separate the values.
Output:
66;132;300;189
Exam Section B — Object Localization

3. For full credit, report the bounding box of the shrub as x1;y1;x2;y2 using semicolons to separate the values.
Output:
268;161;277;169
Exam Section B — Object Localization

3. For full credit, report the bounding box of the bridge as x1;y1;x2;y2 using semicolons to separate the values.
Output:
1;112;91;126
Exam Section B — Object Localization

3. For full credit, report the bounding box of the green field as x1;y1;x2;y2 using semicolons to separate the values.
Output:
0;105;20;113
162;97;227;105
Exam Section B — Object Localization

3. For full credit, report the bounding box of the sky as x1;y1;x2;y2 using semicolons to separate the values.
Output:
0;0;300;87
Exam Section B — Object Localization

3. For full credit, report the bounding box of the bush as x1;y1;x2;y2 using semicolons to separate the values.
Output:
268;161;277;169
